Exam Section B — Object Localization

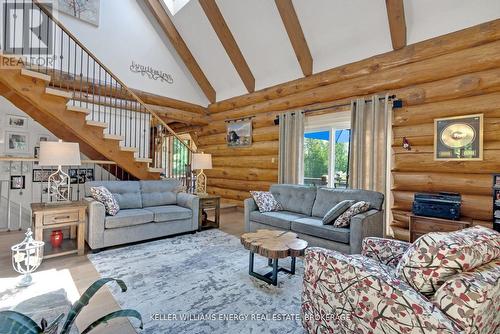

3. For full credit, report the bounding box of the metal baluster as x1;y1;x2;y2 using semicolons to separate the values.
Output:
7;162;12;231
103;71;107;127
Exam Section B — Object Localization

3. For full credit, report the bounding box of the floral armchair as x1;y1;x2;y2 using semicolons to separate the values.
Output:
301;227;500;334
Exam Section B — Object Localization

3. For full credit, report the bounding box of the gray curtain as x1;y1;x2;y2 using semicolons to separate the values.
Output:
278;111;304;184
349;94;391;194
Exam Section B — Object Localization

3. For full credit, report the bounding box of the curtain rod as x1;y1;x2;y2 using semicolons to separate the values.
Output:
301;94;396;114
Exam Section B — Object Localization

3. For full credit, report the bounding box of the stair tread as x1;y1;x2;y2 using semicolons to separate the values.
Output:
120;146;139;152
148;167;163;173
21;69;51;82
135;158;153;163
103;134;124;140
45;87;73;99
67;105;91;114
86;120;108;128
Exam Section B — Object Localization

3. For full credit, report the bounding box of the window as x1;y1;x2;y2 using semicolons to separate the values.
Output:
303;112;351;188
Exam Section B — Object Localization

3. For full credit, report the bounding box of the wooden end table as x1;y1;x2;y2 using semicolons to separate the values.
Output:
241;229;308;286
31;201;87;259
198;194;220;231
409;214;472;242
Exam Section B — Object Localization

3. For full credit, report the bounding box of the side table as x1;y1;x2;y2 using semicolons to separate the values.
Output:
31;201;87;259
198;194;220;231
409;214;472;242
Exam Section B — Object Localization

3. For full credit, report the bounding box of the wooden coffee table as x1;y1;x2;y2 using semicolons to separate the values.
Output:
240;229;308;286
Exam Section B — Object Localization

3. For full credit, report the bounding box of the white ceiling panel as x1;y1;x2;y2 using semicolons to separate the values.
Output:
216;0;303;91
293;0;393;73
171;0;246;101
405;0;500;44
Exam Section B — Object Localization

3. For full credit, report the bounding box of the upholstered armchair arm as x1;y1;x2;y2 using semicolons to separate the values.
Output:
349;209;384;254
301;247;460;334
84;197;105;250
177;193;200;231
361;237;411;267
244;197;258;232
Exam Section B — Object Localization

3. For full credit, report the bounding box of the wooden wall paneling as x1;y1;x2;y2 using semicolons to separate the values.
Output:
200;126;278;145
198;141;279;157
212;155;278;169
207;178;273;192
208;19;500;113
205;167;278;182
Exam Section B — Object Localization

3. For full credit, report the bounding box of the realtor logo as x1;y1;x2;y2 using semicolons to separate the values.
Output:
1;0;54;67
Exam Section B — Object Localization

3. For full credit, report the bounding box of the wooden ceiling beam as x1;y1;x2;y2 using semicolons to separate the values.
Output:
145;0;216;103
275;0;313;76
199;0;255;93
385;0;407;50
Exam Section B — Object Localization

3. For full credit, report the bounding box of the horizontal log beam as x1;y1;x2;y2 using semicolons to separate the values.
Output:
208;19;500;113
212;155;278;169
198;141;279;157
199;126;278;146
205;167;278;182
146;104;210;125
207;178;273;192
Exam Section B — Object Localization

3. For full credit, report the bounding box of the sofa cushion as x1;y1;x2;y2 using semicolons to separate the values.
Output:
250;191;283;213
89;186;120;216
249;210;308;230
270;184;317;216
322;200;355;225
86;181;142;209
430;259;500;333
396;226;500;297
333;201;370;228
292;217;350;244
144;205;192;222
104;209;153;229
311;188;384;218
140;180;180;207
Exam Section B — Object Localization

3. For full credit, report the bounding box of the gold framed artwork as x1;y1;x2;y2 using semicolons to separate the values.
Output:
434;114;483;161
226;119;252;147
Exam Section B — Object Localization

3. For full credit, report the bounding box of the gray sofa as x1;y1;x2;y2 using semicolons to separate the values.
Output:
84;180;199;250
244;184;384;254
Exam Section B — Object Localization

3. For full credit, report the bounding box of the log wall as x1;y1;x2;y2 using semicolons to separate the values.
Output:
196;20;500;238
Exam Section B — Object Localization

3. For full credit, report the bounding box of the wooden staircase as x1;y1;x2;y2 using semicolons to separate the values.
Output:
0;65;160;179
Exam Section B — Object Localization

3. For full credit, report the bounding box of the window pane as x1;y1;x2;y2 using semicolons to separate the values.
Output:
334;129;350;188
303;131;329;187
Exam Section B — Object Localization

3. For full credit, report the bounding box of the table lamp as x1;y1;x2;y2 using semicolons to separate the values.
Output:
39;140;81;202
192;153;212;195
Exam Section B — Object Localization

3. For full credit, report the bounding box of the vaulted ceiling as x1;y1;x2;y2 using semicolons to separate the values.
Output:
145;0;500;103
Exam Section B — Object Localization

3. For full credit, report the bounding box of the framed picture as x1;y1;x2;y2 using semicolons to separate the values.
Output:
434;114;483;161
86;168;94;182
38;135;49;144
32;169;52;182
58;0;100;26
7;115;28;129
226;119;252;147
5;131;29;153
10;175;25;189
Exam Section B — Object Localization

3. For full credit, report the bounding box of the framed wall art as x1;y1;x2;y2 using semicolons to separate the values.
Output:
7;115;28;129
226;119;252;147
32;169;53;183
10;175;25;189
5;131;29;154
58;0;100;26
434;114;483;161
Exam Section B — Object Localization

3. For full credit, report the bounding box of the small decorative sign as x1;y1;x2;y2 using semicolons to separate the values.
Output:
434;114;483;161
130;61;174;84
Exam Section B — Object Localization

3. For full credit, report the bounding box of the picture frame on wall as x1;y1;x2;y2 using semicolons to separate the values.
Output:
7;115;28;129
37;135;49;145
32;169;53;182
10;175;25;189
5;131;29;154
434;114;483;161
226;119;252;147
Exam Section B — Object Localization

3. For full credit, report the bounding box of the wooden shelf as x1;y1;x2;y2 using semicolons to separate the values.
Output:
44;239;78;259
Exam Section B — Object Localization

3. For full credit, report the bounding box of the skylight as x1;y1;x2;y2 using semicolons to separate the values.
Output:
161;0;192;16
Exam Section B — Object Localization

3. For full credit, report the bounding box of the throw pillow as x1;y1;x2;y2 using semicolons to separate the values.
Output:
333;201;370;228
250;191;283;213
396;226;500;297
90;186;120;216
322;200;355;225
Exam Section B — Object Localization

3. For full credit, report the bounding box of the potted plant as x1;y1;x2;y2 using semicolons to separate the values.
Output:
0;278;142;334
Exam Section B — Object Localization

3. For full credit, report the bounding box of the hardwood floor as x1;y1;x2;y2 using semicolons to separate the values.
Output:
0;209;245;334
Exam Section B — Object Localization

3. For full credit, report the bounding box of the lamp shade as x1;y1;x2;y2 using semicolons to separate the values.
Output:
192;153;212;170
39;141;81;166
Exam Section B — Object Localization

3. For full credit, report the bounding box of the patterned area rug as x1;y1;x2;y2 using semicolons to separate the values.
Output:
88;229;306;334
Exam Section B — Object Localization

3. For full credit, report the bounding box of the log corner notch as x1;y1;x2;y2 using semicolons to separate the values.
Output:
385;0;407;50
274;0;313;76
199;0;255;93
144;0;216;103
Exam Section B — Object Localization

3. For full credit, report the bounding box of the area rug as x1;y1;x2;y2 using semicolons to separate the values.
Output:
88;229;306;334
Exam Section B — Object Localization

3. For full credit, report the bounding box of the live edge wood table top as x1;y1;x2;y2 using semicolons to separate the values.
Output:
31;201;87;259
240;229;308;259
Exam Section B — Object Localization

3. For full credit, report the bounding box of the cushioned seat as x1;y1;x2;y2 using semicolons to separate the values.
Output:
105;209;153;229
291;217;350;244
250;210;309;230
145;205;192;222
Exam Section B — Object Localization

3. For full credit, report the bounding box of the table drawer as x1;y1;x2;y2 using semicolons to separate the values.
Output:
43;211;80;225
201;199;218;207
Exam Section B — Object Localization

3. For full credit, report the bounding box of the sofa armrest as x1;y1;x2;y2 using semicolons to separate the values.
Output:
361;237;411;267
177;193;200;231
301;247;460;334
244;197;258;232
349;209;384;254
84;197;105;249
